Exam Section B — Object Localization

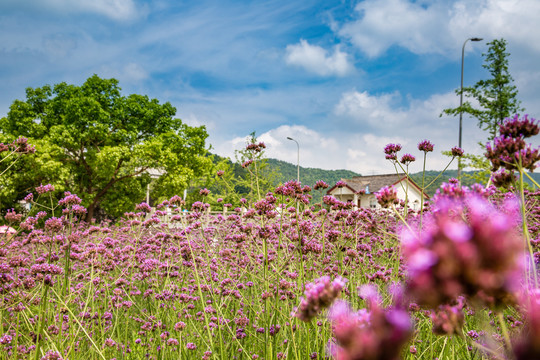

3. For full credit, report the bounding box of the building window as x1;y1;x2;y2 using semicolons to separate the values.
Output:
370;198;377;209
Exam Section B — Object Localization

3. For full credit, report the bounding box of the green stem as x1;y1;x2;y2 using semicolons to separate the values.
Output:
497;312;512;352
524;171;540;189
34;284;50;360
425;156;457;189
518;167;538;287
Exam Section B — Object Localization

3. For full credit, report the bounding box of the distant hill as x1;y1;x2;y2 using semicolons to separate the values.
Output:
266;158;360;187
266;158;361;203
267;159;540;198
210;152;540;202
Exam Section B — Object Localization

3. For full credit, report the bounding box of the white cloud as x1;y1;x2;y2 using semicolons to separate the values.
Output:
285;39;354;76
334;90;406;127
338;0;540;58
330;89;488;172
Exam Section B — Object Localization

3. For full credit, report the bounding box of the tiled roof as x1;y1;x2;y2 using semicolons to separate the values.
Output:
344;173;406;193
326;173;428;198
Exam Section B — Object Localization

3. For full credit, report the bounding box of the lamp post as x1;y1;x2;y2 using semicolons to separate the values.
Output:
458;37;483;181
287;137;300;182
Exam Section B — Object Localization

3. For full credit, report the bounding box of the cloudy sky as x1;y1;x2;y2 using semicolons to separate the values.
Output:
1;0;539;175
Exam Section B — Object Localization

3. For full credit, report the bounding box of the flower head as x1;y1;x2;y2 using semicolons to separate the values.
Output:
327;298;412;360
375;186;398;208
384;143;402;161
400;153;416;165
499;114;539;139
293;276;347;322
314;180;329;190
451;147;464;157
402;195;524;309
418;140;434;152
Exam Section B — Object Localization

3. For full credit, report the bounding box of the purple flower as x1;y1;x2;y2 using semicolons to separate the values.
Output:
36;183;55;195
491;168;516;189
293;276;347;322
499;114;539;139
384;143;402;155
199;188;210;196
430;297;465;335
451;147;464;157
514;288;540;359
314;180;329;190
44;217;63;232
400;153;416;165
418;140;434;152
375;186;398;208
327;298;412;360
135;202;152;213
402;195;524;308
485;115;540;172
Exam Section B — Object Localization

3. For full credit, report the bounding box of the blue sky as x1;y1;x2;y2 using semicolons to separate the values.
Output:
1;0;539;174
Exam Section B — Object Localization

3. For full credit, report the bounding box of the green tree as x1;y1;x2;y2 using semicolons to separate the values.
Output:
442;38;523;141
234;132;277;204
0;75;211;220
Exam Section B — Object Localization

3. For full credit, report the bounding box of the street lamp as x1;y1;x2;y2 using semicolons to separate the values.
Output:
287;137;300;182
458;37;483;181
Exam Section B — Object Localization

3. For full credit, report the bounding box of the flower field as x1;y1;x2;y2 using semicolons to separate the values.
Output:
1;115;540;360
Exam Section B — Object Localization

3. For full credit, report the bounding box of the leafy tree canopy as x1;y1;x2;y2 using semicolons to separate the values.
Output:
0;75;211;220
442;38;523;141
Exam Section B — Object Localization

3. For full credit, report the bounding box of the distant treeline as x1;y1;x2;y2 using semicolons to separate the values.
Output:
211;153;540;204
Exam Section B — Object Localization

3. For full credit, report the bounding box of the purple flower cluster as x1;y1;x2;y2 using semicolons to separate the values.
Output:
430;297;465;336
451;146;464;157
513;288;540;359
327;298;412;360
418;140;434;153
402;195;524;308
375;186;398;208
383;143;402;161
294;276;347;322
245;142;266;153
400;153;415;165
0;137;36;154
485;114;540;172
314;180;329;190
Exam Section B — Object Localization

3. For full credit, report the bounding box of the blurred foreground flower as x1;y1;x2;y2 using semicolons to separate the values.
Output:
513;288;540;359
401;195;524;309
327;296;412;360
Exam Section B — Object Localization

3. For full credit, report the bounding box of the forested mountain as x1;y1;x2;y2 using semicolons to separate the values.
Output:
209;153;540;204
266;158;360;187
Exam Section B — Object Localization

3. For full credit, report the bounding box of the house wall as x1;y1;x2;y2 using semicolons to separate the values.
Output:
359;194;377;209
328;179;425;210
395;181;423;210
329;187;355;203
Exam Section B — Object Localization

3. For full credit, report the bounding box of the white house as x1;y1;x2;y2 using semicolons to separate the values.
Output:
326;173;428;210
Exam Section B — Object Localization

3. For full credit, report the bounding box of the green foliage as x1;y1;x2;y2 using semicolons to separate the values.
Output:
205;152;360;206
0;75;211;220
233;132;278;204
442;38;524;141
